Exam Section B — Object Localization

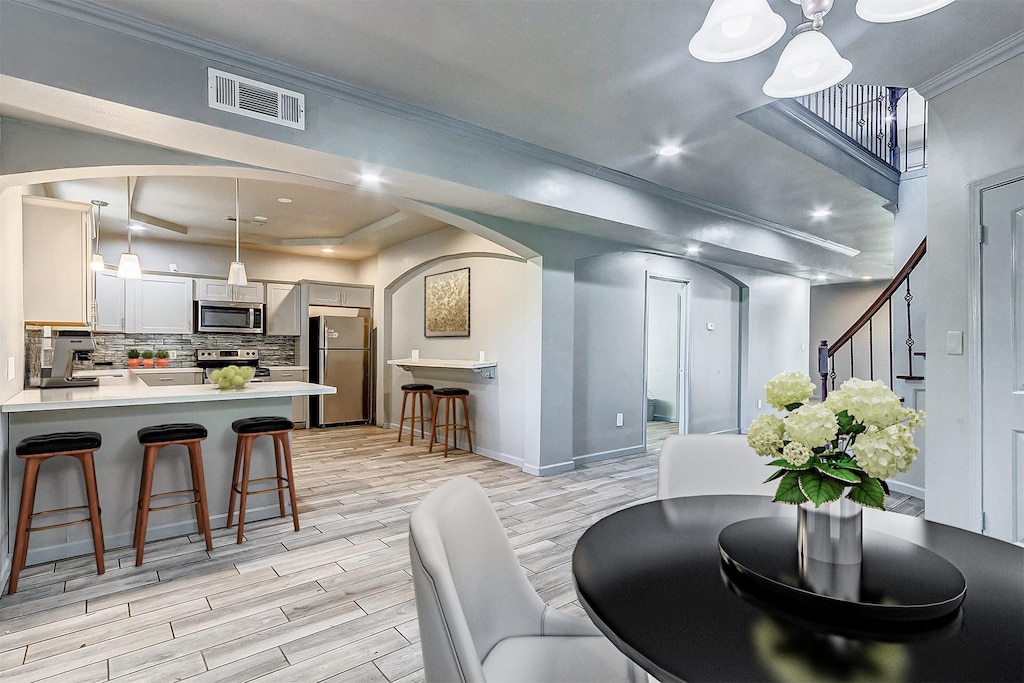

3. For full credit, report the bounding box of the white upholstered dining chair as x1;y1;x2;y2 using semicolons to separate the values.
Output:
409;476;648;683
656;433;774;499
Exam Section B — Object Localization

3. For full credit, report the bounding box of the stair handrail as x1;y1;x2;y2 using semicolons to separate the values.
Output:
828;237;927;357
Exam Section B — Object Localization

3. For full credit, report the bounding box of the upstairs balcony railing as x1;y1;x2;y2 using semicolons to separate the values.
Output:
818;238;927;399
798;85;927;173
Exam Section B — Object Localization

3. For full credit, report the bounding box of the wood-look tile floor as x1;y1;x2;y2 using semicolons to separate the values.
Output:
1;424;922;682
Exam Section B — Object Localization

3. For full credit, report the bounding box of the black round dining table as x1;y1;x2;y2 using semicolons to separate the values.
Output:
572;495;1024;682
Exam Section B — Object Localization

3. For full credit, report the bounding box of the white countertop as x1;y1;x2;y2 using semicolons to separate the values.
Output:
387;358;497;370
119;367;204;375
2;373;334;414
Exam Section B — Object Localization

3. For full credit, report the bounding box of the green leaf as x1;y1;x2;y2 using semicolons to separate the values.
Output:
784;402;804;412
847;477;886;510
813;463;861;484
773;471;809;505
798;471;845;507
767;459;812;471
764;469;788;483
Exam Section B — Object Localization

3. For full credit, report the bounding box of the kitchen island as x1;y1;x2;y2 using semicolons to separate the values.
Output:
2;373;335;566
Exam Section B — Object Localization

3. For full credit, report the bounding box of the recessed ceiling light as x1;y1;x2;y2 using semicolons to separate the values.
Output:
656;145;683;157
861;275;873;281
686;246;701;254
253;215;268;222
815;274;828;281
810;209;832;218
321;247;334;254
129;224;145;231
361;172;381;184
277;197;292;204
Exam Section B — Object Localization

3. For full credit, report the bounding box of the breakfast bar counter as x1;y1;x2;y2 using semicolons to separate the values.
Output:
3;373;335;566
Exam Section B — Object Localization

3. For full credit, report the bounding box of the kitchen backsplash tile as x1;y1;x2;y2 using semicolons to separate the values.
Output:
25;329;298;387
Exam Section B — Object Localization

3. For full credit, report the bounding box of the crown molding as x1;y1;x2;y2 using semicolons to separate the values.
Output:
916;30;1024;100
14;0;858;257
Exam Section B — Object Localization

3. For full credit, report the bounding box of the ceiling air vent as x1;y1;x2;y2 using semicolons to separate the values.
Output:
208;68;305;130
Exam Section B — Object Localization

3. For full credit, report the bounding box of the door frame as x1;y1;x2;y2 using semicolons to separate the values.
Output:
643;273;691;448
971;166;1024;538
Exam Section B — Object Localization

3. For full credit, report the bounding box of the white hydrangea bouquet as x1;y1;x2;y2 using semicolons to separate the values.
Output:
747;371;925;510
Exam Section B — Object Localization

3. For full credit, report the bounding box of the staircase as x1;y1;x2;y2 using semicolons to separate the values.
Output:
818;237;927;398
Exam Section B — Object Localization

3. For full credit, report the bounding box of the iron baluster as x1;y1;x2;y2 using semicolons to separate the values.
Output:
869;317;875;380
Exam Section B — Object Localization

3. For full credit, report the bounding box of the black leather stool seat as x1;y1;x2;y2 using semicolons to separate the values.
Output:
138;423;208;444
402;383;434;391
232;416;295;434
16;431;101;456
433;387;469;397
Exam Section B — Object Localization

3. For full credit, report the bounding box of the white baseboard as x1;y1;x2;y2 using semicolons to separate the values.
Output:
574;444;645;466
523;460;575;476
887;479;925;498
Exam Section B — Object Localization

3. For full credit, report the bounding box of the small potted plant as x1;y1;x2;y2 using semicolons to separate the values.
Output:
154;349;170;367
141;349;155;368
127;349;141;368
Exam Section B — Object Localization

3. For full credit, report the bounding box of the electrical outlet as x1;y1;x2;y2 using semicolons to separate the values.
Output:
616;413;623;427
757;399;762;409
7;356;15;381
168;350;177;359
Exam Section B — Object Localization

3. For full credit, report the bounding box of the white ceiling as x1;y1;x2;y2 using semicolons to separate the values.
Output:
45;0;1024;272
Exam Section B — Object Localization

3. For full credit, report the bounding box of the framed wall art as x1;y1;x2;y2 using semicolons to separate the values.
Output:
424;267;470;337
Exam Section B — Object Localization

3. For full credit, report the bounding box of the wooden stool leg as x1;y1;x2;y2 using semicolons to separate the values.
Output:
79;451;105;573
397;391;409;443
280;433;301;532
8;458;42;595
188;441;214;551
273;435;287;517
135;446;158;567
443;397;453;457
428;395;441;452
461;395;474;454
226;436;244;529
408;392;417;446
418;391;429;439
236;436;255;545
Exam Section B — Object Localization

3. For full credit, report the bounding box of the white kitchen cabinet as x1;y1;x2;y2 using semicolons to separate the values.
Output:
308;283;372;308
93;268;126;332
195;278;264;303
95;272;193;334
23;197;91;325
128;274;194;334
266;282;301;336
136;370;203;386
268;367;309;427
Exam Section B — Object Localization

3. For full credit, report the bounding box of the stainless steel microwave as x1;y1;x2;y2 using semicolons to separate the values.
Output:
195;301;264;333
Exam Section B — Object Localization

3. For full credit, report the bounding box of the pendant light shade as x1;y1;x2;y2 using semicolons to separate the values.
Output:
762;30;852;98
116;178;143;279
688;0;786;62
90;253;105;272
226;178;248;286
856;0;956;23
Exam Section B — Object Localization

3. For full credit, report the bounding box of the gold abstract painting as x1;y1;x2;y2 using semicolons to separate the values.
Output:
424;268;470;337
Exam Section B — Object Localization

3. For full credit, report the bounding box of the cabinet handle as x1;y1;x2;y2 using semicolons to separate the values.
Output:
159;377;174;381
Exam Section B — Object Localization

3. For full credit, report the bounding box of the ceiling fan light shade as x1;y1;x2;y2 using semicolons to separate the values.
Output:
855;0;956;23
227;261;248;286
762;30;852;98
116;252;142;279
688;0;786;62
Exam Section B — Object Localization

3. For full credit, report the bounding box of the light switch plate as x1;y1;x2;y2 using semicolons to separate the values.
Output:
7;356;15;381
946;331;964;355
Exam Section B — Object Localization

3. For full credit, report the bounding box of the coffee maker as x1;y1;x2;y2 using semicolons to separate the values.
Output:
40;330;99;388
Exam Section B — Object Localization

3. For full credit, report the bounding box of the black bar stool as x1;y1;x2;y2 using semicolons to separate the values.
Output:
226;416;299;544
133;423;212;566
9;432;105;595
397;383;434;445
429;388;474;457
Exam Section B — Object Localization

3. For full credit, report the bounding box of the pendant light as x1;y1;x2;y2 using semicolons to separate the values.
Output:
116;177;142;279
763;27;852;98
227;177;248;286
856;0;956;23
89;199;107;272
688;0;786;62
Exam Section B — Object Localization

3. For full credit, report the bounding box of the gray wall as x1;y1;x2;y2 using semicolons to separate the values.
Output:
925;53;1024;532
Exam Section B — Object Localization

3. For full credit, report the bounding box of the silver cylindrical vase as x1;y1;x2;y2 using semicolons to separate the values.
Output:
798;496;863;601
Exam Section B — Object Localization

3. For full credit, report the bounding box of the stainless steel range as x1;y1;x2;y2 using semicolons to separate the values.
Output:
195;349;271;383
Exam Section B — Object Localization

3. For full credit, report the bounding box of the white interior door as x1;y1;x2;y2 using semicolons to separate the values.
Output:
980;176;1024;543
645;276;688;433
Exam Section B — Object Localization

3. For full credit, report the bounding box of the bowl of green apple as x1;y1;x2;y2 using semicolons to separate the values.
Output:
210;364;256;390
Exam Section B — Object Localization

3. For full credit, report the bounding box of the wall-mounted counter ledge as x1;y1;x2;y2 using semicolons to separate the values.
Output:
388;358;498;380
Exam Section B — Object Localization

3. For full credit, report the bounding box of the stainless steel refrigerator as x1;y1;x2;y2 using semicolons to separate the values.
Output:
310;315;373;426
